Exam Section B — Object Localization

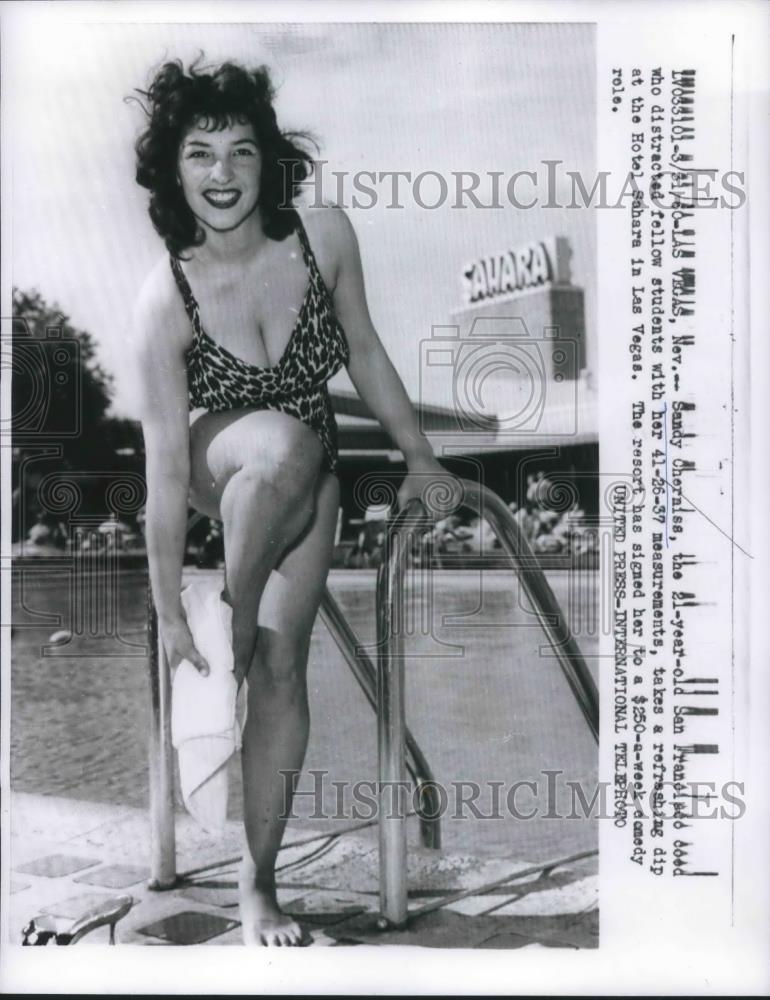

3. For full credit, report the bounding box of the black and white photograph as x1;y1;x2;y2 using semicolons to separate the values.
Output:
1;2;767;995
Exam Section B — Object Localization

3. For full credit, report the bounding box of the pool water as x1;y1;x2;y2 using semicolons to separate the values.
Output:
11;567;601;863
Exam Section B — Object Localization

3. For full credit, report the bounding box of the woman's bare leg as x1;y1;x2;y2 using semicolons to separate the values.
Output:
187;408;339;945
190;407;323;682
238;471;340;945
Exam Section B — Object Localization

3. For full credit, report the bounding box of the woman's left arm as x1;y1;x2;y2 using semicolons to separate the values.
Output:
327;207;450;510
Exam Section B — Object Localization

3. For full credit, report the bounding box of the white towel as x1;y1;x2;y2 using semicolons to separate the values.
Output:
171;577;247;836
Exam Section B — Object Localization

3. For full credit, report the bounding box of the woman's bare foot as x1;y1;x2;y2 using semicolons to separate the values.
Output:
238;859;305;946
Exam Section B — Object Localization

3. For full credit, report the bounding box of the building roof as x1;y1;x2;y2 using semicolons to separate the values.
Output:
330;378;597;459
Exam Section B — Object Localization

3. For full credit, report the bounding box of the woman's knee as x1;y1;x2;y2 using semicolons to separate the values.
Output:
249;629;312;694
208;410;323;488
216;411;321;494
221;460;317;538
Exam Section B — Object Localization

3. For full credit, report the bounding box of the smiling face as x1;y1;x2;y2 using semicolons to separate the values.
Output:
177;116;262;234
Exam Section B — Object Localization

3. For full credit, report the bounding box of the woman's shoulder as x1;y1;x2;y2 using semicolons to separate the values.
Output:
135;252;181;310
131;252;192;356
296;202;359;286
298;201;356;248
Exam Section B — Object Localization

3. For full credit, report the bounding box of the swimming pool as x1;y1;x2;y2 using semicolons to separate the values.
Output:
11;567;600;863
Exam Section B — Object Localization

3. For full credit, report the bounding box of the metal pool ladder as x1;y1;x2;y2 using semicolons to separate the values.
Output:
375;478;598;928
147;476;598;930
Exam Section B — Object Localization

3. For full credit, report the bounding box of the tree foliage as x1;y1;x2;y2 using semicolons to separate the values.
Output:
12;288;144;539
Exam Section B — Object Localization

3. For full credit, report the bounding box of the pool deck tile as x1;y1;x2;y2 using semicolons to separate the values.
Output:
8;790;597;950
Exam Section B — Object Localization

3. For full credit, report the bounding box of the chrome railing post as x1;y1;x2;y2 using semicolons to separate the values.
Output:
376;500;431;928
147;587;177;888
146;512;207;888
376;531;407;927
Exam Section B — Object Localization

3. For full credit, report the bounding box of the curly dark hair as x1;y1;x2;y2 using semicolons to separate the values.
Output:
131;56;316;258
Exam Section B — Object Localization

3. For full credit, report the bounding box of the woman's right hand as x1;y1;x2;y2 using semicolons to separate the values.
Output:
159;614;210;676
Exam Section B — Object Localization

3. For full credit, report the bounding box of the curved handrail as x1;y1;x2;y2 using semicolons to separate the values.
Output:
319;589;441;849
375;477;599;927
377;482;598;738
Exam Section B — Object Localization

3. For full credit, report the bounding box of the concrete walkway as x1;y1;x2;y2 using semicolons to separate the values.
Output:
9;792;597;949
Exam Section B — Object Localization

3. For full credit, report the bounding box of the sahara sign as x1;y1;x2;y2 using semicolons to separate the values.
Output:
462;236;571;306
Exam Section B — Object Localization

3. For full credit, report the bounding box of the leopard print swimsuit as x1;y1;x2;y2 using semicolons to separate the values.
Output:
170;212;350;475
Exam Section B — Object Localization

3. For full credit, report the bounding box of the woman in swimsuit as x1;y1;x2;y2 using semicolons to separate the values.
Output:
131;59;448;946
